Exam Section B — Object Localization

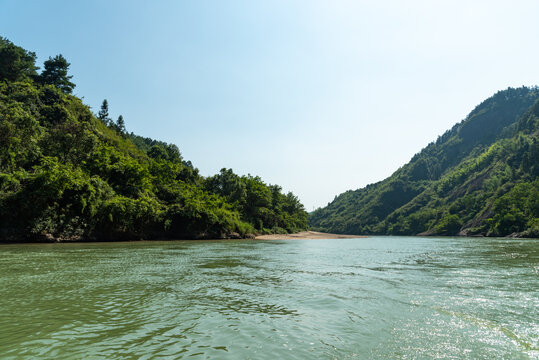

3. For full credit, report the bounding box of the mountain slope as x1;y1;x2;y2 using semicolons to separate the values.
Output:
0;37;308;242
310;87;539;237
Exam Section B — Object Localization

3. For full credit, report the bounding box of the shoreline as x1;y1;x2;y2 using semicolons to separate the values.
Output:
0;231;365;244
255;231;366;240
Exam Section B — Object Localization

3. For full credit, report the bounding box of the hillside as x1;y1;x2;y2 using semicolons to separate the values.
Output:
0;37;308;242
310;87;539;238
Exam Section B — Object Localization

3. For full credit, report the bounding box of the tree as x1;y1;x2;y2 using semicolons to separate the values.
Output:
98;99;111;126
165;144;182;162
148;144;169;160
38;54;75;93
116;115;126;134
0;37;38;82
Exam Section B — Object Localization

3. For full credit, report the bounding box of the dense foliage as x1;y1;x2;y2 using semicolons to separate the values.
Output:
310;86;539;238
0;38;308;242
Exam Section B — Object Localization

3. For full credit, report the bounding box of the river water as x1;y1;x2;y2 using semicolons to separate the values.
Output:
0;237;537;359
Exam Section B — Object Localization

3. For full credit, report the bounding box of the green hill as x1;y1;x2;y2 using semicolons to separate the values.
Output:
0;37;308;242
310;86;539;238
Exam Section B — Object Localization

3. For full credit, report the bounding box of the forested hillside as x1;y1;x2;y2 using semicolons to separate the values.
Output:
310;87;539;238
0;37;308;242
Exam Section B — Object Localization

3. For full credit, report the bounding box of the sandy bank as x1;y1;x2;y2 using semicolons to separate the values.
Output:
255;231;366;240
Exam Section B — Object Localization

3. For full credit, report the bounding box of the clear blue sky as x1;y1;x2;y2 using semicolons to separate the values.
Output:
2;0;539;210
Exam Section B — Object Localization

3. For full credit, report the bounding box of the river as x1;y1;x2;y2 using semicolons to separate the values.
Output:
0;237;537;359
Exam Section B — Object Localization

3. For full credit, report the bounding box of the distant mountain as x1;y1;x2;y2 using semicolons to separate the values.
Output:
310;87;539;238
0;37;308;242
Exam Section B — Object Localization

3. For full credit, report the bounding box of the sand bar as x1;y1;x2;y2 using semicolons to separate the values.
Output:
256;231;366;240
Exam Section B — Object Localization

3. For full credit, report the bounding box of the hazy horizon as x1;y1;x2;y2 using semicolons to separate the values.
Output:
2;0;539;210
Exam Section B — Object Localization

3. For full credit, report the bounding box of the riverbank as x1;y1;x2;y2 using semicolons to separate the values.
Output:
0;231;364;244
255;231;366;240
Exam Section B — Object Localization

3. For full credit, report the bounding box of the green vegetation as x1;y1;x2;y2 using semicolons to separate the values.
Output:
310;86;539;238
0;37;308;242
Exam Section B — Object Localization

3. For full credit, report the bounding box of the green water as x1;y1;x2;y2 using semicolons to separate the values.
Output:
0;237;537;359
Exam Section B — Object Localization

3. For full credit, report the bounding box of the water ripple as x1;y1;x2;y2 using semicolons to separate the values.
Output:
1;237;537;359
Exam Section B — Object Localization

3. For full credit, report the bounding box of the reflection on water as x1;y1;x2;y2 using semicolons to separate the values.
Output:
0;237;537;359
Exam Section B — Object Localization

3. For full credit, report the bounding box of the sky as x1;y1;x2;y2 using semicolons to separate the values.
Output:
1;0;539;210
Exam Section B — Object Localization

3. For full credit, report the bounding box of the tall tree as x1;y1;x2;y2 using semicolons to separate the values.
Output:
116;115;126;134
98;99;111;126
0;37;38;82
38;54;75;93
